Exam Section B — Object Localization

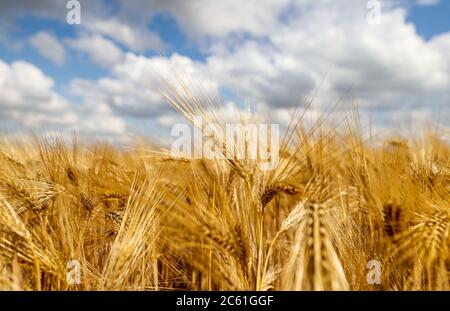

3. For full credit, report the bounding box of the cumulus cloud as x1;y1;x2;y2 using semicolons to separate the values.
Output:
0;59;75;126
0;58;127;139
147;0;291;40
70;53;219;118
82;17;165;52
267;2;449;104
66;34;125;68
0;0;164;54
29;31;66;66
430;32;450;65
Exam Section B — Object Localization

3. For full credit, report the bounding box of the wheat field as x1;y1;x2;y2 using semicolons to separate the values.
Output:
0;91;449;291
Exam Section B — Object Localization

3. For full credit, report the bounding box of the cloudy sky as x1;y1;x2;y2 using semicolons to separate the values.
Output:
0;0;449;142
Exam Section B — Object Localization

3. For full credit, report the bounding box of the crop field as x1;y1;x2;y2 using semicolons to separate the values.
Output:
0;94;448;291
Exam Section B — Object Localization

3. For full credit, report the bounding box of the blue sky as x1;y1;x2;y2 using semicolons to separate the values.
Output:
407;0;450;39
0;0;448;141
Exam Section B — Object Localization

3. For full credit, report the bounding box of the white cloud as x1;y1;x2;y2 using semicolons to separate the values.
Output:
0;58;127;140
150;0;290;40
66;35;125;68
156;114;183;128
29;31;65;66
70;53;219;118
430;32;450;65
204;1;450;113
0;60;73;125
0;0;164;54
83;17;165;53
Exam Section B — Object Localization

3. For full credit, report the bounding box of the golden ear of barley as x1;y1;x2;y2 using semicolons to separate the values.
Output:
65;167;78;186
300;201;349;290
387;139;408;148
260;182;301;209
102;192;126;200
227;159;250;181
225;169;236;195
0;151;25;170
420;212;448;264
261;265;280;291
233;224;249;277
107;211;124;224
393;210;449;285
201;225;238;258
160;155;190;163
4;179;40;212
0;196;62;276
80;192;94;212
280;200;307;233
382;202;405;239
102;191;128;207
